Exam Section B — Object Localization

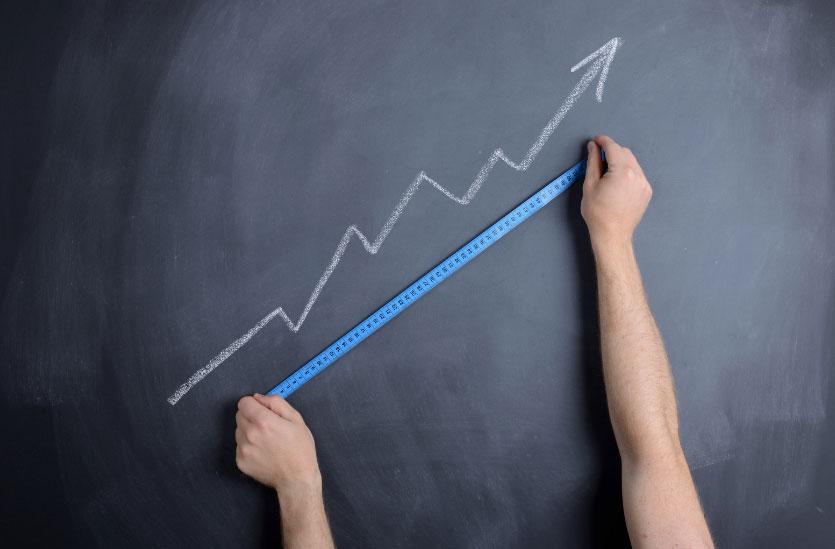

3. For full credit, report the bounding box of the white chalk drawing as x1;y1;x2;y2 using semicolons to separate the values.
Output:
168;37;622;405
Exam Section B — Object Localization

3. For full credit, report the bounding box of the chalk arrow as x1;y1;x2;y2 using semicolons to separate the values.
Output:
168;36;623;405
571;36;621;102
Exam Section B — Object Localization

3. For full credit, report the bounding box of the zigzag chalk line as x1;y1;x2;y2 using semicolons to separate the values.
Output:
167;37;621;405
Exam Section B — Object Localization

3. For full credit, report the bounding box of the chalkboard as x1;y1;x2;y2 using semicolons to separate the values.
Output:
2;1;834;547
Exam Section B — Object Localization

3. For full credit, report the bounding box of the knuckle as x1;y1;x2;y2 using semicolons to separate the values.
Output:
239;444;252;459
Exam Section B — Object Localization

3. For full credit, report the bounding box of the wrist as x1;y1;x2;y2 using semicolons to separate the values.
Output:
590;232;634;258
275;474;323;508
275;473;334;549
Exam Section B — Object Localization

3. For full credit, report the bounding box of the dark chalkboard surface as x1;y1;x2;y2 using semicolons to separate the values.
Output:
2;1;834;547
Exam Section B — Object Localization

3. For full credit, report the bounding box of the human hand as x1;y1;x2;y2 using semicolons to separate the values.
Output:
580;135;652;250
235;394;322;499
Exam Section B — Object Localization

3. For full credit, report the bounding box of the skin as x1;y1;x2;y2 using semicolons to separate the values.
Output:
582;135;713;548
235;394;334;549
235;134;712;547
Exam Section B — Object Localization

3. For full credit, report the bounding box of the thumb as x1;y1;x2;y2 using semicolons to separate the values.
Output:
253;393;304;423
584;140;601;188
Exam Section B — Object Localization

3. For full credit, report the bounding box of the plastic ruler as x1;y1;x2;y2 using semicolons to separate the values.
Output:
268;158;587;397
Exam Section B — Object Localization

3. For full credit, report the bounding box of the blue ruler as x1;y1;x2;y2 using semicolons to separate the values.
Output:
268;158;587;398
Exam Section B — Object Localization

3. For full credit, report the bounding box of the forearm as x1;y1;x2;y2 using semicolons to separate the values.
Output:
582;136;712;546
277;480;334;549
593;238;681;463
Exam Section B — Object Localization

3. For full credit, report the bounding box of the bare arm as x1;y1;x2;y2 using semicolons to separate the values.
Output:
236;394;335;549
581;136;713;548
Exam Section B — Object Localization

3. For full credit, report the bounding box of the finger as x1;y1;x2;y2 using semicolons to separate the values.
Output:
593;135;626;166
620;147;646;181
235;446;245;471
235;410;253;429
253;393;304;424
624;148;647;180
584;140;602;186
237;395;274;424
235;426;245;446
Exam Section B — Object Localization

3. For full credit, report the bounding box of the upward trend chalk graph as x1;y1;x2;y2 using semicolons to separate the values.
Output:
167;37;622;405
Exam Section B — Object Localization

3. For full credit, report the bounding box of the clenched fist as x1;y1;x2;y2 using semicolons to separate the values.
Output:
581;135;652;249
235;394;322;497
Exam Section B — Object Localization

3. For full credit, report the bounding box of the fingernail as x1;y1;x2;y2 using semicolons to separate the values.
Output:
254;393;262;397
